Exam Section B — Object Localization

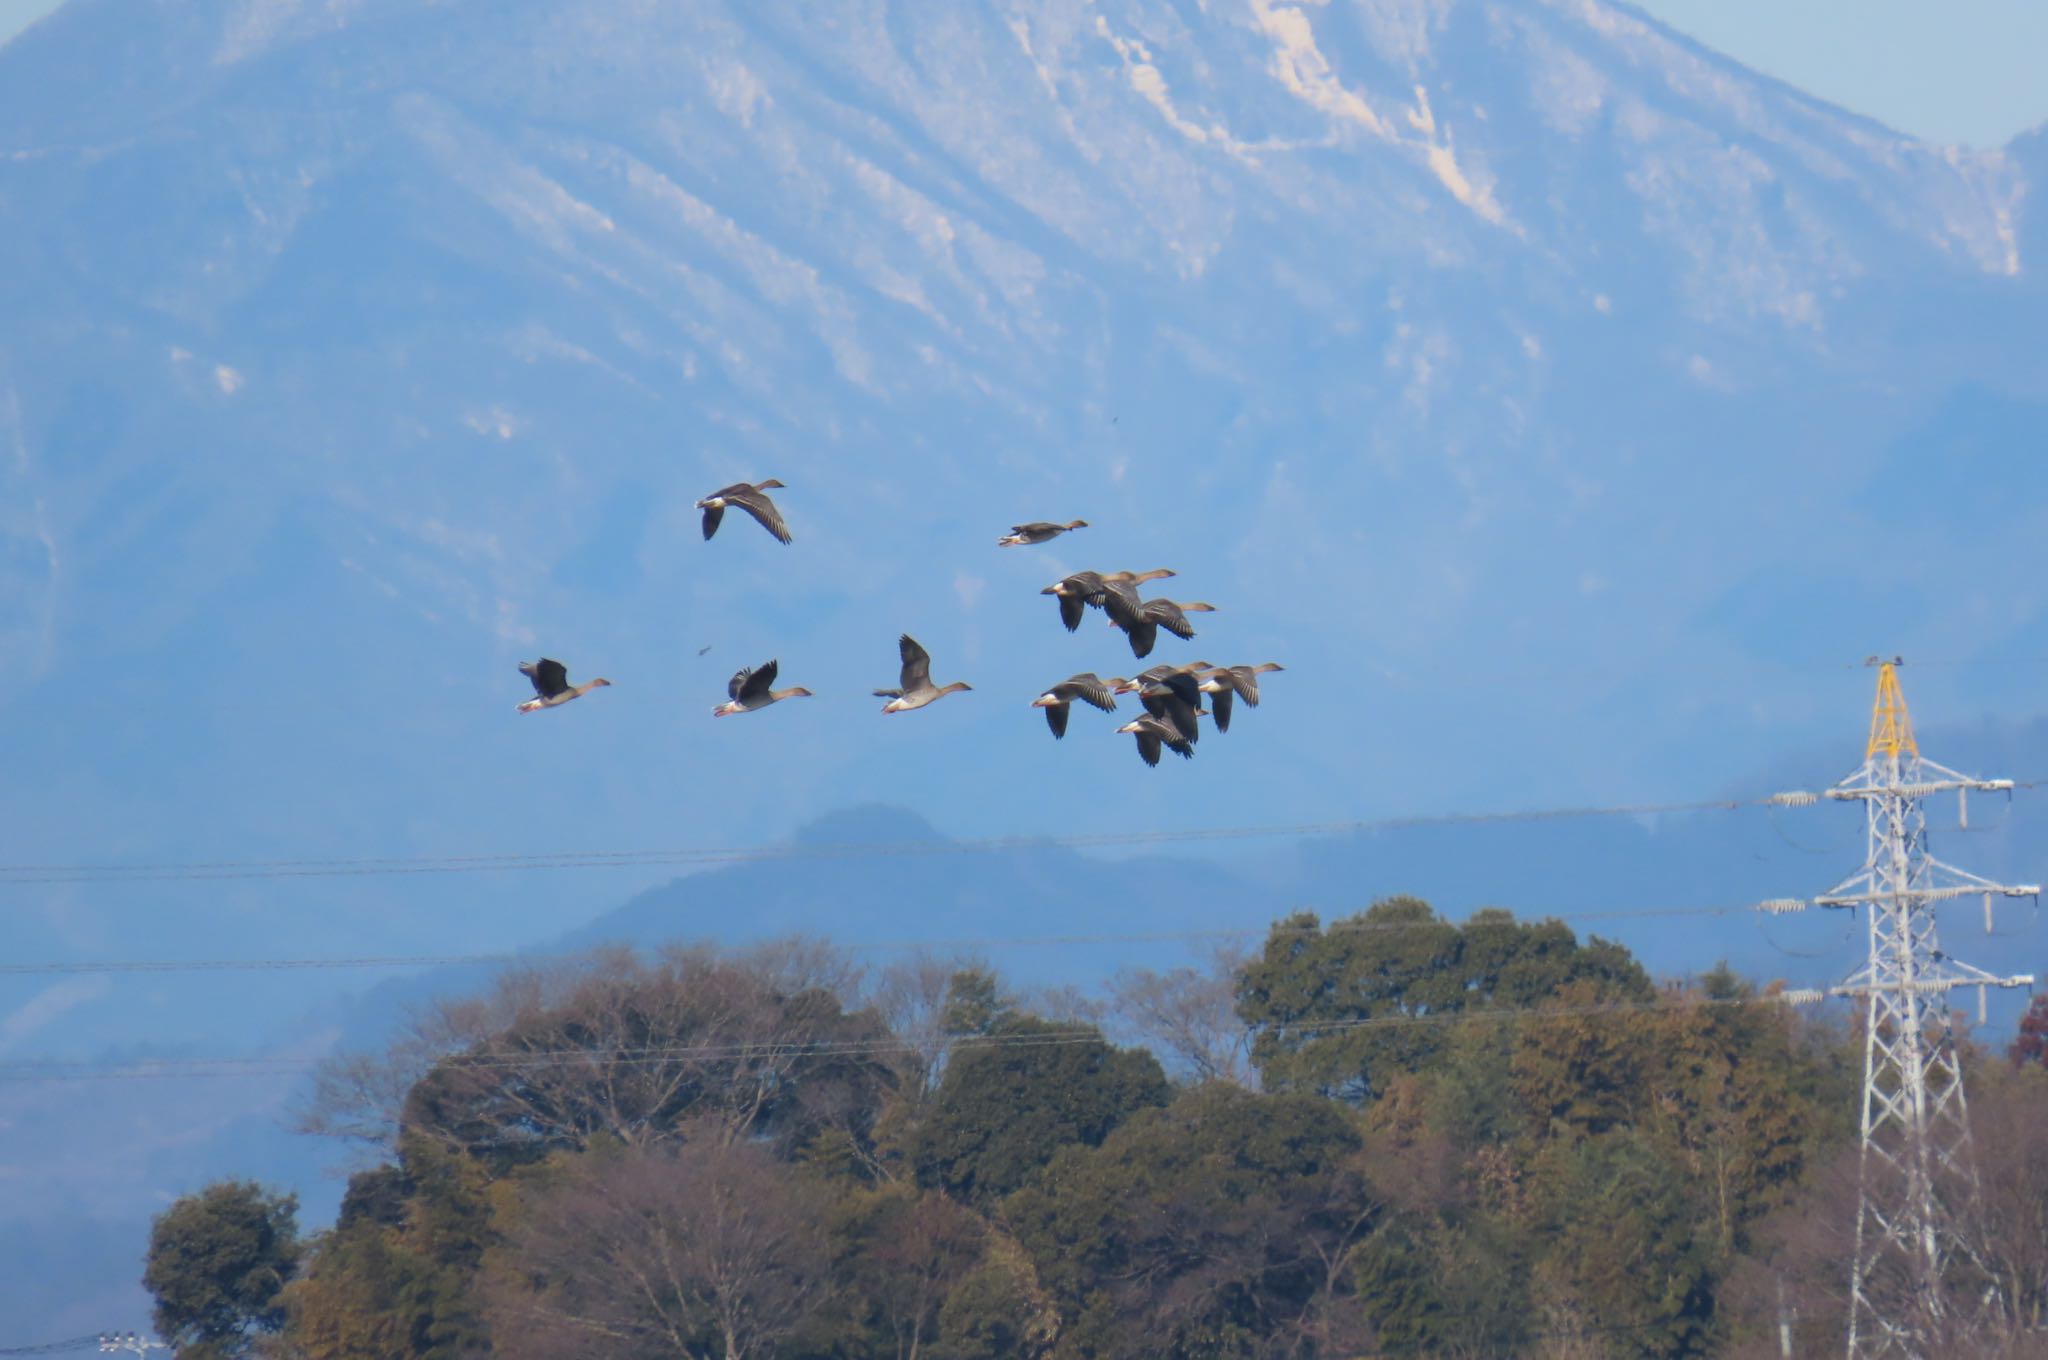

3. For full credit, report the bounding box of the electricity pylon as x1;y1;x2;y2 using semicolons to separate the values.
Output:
1762;661;2036;1358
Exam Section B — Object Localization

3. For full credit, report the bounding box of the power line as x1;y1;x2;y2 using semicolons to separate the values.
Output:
5;773;2035;892
0;902;1753;977
0;793;1840;888
0;990;1836;1085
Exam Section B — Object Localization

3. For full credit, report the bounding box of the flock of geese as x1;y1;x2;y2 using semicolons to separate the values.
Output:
516;480;1283;766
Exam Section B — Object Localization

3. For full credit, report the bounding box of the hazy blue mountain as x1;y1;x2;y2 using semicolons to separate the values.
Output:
3;0;2047;1337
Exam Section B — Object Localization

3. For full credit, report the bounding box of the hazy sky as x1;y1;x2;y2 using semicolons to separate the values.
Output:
1632;0;2048;146
6;0;2037;146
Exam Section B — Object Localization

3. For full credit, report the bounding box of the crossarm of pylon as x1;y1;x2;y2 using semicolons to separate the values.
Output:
1799;973;2034;1002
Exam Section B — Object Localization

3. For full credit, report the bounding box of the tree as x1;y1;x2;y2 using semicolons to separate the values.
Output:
1103;945;1254;1086
824;1183;992;1359
484;1136;831;1360
909;1014;1170;1205
1006;1084;1380;1358
2010;992;2048;1070
1530;1131;1716;1359
1236;901;1652;1105
143;1181;301;1359
375;944;897;1172
281;1137;495;1360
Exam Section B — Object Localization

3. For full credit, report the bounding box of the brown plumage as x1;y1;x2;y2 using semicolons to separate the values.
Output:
712;660;814;715
697;479;792;544
517;658;613;712
875;634;973;712
1030;672;1118;739
998;520;1089;547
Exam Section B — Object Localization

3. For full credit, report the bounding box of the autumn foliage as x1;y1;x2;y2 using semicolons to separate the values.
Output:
142;907;2048;1358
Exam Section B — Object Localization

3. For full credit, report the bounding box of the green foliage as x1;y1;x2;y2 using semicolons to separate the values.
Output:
910;1015;1170;1205
222;929;1875;1359
1532;1130;1717;1358
283;1137;493;1359
143;1181;301;1357
1006;1084;1378;1358
1236;899;1652;1103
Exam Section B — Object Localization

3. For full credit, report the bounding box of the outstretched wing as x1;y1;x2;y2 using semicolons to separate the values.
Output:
1125;620;1158;659
738;659;778;702
1135;728;1162;767
1100;578;1145;627
1210;686;1235;733
522;658;569;698
1067;673;1117;713
729;486;793;544
1143;599;1197;640
700;503;726;540
1058;593;1085;632
1044;701;1070;739
897;634;933;692
1156;672;1203;745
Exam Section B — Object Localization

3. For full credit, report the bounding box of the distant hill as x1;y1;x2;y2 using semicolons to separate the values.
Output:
5;0;2048;1336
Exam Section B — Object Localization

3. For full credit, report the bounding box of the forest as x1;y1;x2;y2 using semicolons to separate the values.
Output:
140;898;2048;1358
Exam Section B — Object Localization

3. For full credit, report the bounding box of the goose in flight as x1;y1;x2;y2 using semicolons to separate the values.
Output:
1130;667;1204;746
712;660;813;716
998;519;1089;547
517;658;613;713
696;480;792;544
1196;662;1285;733
874;634;973;713
1042;568;1174;632
1029;672;1118;738
1112;597;1217;659
1116;713;1195;766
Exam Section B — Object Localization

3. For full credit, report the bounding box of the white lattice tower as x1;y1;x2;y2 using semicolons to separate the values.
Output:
1761;662;2036;1358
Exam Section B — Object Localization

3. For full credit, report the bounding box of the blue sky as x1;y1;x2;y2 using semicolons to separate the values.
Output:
4;0;2037;145
3;0;2048;1334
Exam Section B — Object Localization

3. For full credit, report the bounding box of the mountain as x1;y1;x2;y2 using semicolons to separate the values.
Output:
3;0;2048;1337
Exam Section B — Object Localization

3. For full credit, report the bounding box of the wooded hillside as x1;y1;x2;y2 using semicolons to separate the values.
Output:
141;902;2048;1358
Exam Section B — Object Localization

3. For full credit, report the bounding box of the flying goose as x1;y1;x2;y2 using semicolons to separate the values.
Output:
998;520;1089;547
874;634;973;713
1196;662;1285;733
1041;568;1175;632
696;480;792;544
1115;713;1195;766
1113;598;1218;659
1131;668;1204;746
712;660;813;716
1029;672;1118;739
517;658;613;713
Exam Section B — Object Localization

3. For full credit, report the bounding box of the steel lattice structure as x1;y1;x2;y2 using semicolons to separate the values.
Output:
1764;663;2037;1356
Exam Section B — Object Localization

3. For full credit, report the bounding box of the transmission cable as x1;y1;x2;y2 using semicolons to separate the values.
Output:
0;901;1761;977
0;990;1837;1084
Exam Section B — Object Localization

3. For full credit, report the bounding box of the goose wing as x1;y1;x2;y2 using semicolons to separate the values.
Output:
1142;599;1197;640
732;660;778;703
727;485;793;544
1229;666;1263;706
1044;701;1070;739
522;658;570;699
1124;619;1158;659
1058;592;1086;632
700;503;726;540
1134;726;1162;767
897;634;933;692
1066;673;1117;713
1209;686;1235;733
1156;672;1203;744
1100;578;1145;627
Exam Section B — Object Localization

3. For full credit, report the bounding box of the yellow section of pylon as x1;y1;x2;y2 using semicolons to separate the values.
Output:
1866;661;1918;759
